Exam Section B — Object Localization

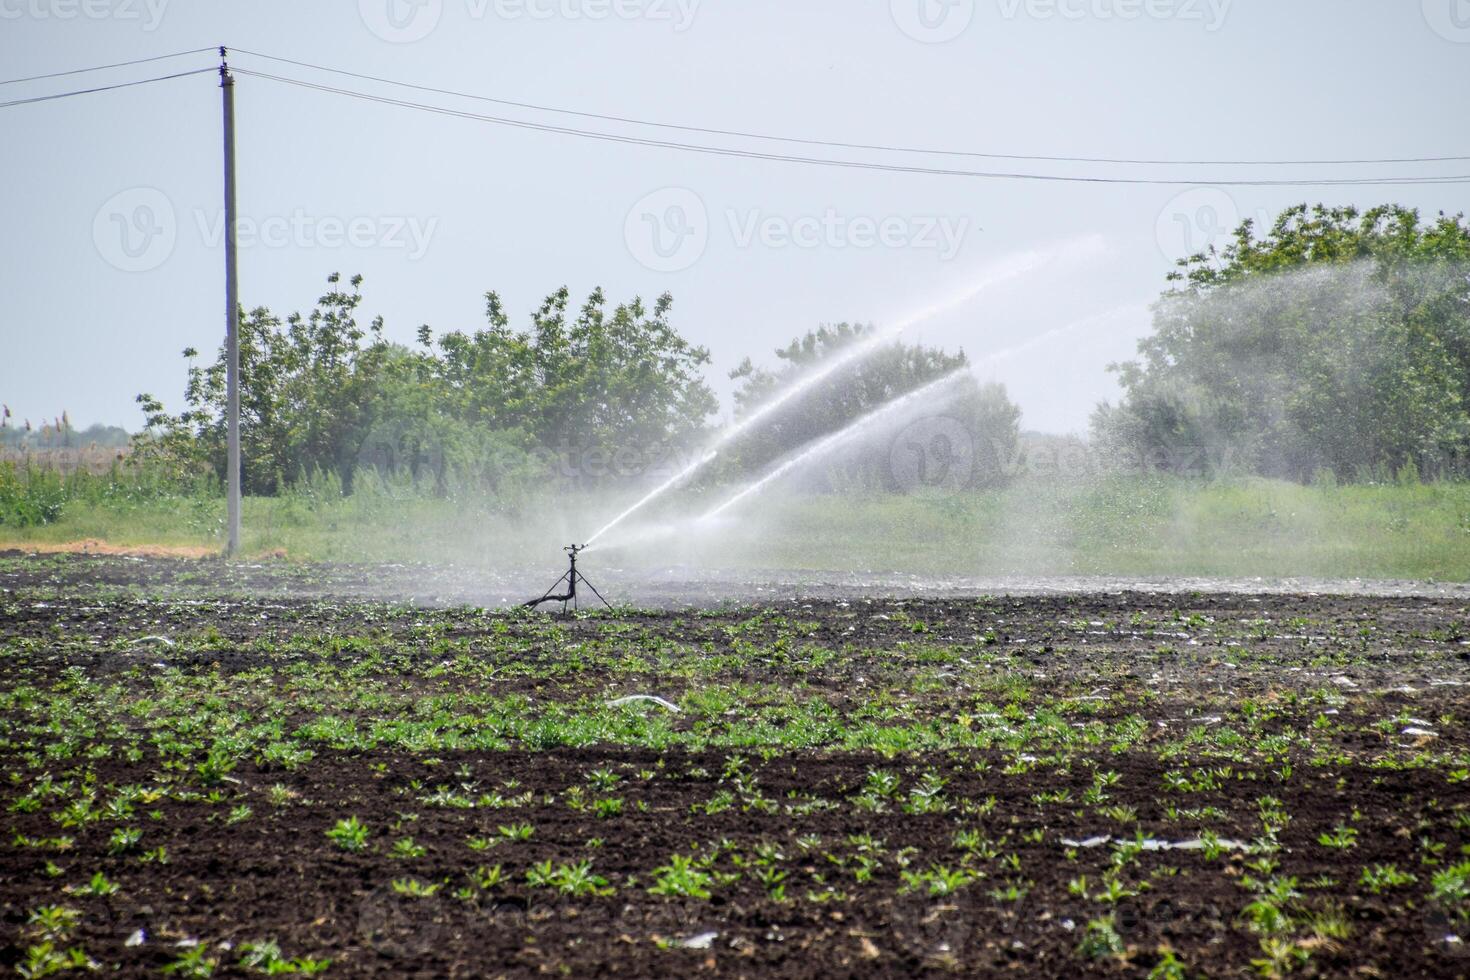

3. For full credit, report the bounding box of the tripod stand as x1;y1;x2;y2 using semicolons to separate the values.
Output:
523;544;612;613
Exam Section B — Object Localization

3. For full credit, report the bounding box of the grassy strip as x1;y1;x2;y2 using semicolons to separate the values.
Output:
2;474;1469;579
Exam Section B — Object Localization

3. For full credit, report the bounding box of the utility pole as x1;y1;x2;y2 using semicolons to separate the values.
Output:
220;47;241;556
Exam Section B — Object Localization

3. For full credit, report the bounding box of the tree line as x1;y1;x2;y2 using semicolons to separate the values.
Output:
134;202;1470;497
136;274;1020;498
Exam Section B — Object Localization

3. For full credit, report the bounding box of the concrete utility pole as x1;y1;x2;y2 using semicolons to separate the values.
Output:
220;48;241;556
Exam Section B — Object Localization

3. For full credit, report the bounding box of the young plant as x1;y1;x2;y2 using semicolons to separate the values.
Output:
1359;864;1416;894
649;854;713;899
523;858;608;899
65;871;118;898
899;864;977;897
497;822;534;842
326;816;370;852
391;877;440;897
391;837;427;859
107;826;142;855
1077;915;1124;960
161;945;218;978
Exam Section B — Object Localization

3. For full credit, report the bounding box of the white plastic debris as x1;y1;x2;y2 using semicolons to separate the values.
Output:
133;636;175;648
1168;837;1249;851
607;695;681;713
1402;726;1439;738
1060;834;1249;852
125;929;146;947
1062;835;1112;848
677;931;718;950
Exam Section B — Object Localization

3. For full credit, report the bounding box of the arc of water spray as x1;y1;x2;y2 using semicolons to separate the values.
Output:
701;370;971;521
583;450;717;548
583;238;1102;546
964;304;1144;381
583;324;919;546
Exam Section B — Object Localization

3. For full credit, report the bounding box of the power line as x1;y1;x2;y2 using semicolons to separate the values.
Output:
4;46;1466;184
231;68;1470;187
0;68;218;110
231;47;1470;169
0;47;216;87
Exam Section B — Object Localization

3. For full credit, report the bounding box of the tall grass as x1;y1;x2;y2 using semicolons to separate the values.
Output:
0;460;215;530
3;463;1469;581
724;475;1470;579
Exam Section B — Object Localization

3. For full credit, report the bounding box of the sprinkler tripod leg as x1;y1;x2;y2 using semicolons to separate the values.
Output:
522;544;612;613
523;570;574;610
573;571;613;611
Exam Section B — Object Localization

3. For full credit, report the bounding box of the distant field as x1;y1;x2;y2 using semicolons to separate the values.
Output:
3;474;1469;582
0;445;129;475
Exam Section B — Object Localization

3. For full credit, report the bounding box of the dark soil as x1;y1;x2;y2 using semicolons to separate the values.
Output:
2;554;1468;978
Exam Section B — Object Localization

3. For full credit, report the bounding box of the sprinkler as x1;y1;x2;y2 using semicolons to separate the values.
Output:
523;544;612;613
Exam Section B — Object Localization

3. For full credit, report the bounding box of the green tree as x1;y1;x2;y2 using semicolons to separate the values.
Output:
430;286;717;471
137;275;718;495
139;274;388;494
1093;204;1470;480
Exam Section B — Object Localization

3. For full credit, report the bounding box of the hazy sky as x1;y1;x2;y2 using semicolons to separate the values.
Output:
3;1;1467;435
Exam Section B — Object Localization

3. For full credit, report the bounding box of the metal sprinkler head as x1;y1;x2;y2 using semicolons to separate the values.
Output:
523;544;610;613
